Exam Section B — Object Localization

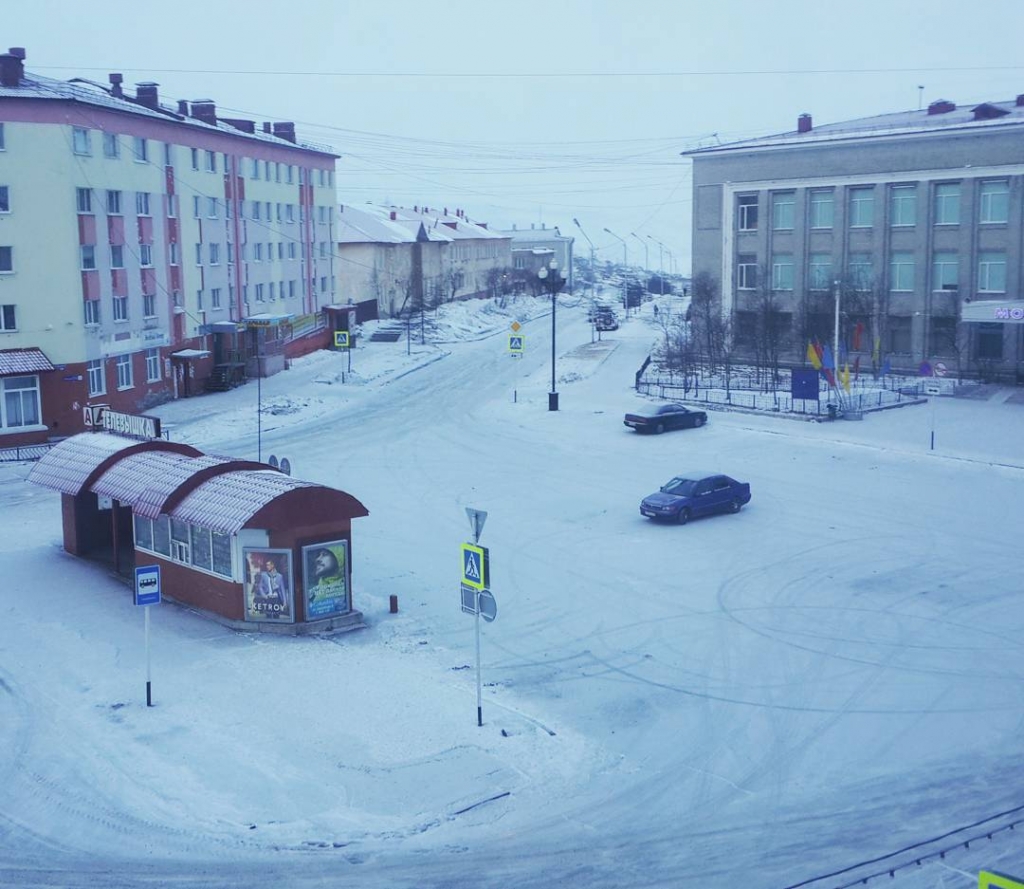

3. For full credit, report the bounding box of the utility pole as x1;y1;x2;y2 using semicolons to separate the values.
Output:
572;217;597;305
604;228;628;317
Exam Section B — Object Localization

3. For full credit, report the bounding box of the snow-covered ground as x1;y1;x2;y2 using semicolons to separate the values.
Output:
2;290;1023;889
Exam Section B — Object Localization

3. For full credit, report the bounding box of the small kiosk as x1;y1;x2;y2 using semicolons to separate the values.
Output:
29;423;369;634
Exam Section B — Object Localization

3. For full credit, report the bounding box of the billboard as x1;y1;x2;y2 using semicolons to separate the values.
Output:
243;548;295;623
302;540;351;619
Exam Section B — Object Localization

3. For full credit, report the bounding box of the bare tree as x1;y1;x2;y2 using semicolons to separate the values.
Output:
689;271;727;373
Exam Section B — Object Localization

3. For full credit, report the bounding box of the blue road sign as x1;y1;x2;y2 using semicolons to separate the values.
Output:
508;335;524;353
134;565;161;606
461;543;489;591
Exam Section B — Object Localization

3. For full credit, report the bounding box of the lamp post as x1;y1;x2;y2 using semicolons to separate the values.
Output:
647;235;666;296
537;258;567;411
631;232;648;274
604;228;628;316
572;217;597;305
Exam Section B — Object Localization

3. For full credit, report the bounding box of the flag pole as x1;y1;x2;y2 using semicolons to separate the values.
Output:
832;280;843;409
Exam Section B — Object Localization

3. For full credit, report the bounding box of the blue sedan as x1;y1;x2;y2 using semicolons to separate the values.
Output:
640;473;751;524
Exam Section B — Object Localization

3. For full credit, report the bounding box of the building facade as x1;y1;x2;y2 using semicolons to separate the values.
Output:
496;224;575;292
686;98;1024;380
0;48;339;445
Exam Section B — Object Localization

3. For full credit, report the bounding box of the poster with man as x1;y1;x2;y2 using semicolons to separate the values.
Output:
302;540;350;618
243;548;295;623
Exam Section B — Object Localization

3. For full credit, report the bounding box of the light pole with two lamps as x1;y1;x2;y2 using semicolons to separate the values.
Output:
537;258;567;411
647;235;666;296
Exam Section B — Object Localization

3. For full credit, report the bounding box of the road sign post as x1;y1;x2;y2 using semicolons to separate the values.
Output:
134;565;161;707
461;508;493;726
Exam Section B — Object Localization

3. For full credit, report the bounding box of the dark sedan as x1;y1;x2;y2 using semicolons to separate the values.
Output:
640;473;751;524
624;403;707;434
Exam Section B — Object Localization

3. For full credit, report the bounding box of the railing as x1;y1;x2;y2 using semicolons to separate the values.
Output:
0;442;54;463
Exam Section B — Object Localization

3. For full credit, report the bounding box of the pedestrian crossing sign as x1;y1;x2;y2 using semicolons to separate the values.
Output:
508;334;524;354
334;331;350;348
981;873;1024;889
461;542;490;591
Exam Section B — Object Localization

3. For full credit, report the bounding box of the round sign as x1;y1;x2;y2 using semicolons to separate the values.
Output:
478;589;497;622
934;362;948;377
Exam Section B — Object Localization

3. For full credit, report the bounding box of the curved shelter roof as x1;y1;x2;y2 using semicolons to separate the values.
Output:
28;433;368;533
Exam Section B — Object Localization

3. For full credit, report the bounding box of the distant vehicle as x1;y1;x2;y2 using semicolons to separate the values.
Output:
594;312;619;331
640;473;751;524
588;303;616;322
623;403;707;434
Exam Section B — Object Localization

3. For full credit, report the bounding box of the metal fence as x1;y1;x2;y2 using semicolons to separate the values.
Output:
0;443;53;463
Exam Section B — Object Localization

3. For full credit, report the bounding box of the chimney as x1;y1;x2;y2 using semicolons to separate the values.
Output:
1016;94;1024;107
390;210;397;220
191;99;217;125
222;118;255;134
272;122;296;143
177;99;189;115
135;82;160;109
927;99;956;115
0;47;26;88
262;122;273;134
108;73;123;98
444;207;448;216
797;113;812;133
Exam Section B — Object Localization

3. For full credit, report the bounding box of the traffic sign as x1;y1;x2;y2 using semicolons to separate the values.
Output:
461;542;490;591
511;321;521;332
980;872;1024;889
134;565;161;606
478;589;497;622
461;583;478;614
465;507;487;542
934;361;948;377
334;331;350;348
508;334;524;354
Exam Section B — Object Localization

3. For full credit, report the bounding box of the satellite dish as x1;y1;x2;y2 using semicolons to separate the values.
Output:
280;457;292;476
267;455;279;469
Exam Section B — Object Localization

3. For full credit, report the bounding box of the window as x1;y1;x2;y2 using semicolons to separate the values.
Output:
0;303;15;329
286;165;294;184
929;317;958;356
167;195;177;219
196;289;203;310
770;254;794;290
143;293;155;317
113;295;128;321
116;354;133;389
84;299;100;325
191;148;200;170
276;202;282;222
211;287;221;308
0;247;10;274
80;245;97;270
979;180;1009;224
133;137;148;162
809;191;834;229
278;242;284;260
288;242;296;260
265;201;271;220
206;197;217;218
319;241;327;258
0;185;9;213
269;282;276;301
890;185;916;226
103;132;119;158
286;204;294;223
737;255;758;289
318;206;327;224
252;201;261;220
145;348;161;382
87;359;105;396
193;196;202;218
195;243;203;265
933;183;960;225
977;251;1007;292
736;195;759;231
320;275;328;292
163;143;173;166
139;244;153;267
931;251;959;291
976;322;1004;359
889;251;915;291
771;193;795;230
2;376;41;429
170;518;190;564
110;245;124;268
169;242;179;265
288;280;296;298
0;123;4;149
227;241;234;264
847;253;872;290
72;127;91;155
252;157;260;179
136;192;151;216
191;526;212;571
255;283;265;302
254;242;263;261
808;253;832;290
264;161;270;180
76;188;93;214
888;316;912;353
205;150;216;172
209;243;220;265
106;190;122;215
275;162;281;183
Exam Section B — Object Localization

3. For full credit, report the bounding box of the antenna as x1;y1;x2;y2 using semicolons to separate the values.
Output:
917;85;924;110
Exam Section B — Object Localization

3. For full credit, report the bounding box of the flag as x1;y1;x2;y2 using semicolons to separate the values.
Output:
806;342;821;370
821;344;836;387
853;356;861;379
881;356;891;376
841;363;851;393
853;322;864;351
872;337;881;364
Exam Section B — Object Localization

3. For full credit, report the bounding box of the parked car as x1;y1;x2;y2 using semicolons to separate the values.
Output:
594;311;619;331
640;473;751;524
623;403;707;434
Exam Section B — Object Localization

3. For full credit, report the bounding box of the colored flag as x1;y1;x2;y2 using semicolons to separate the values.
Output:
872;337;881;364
853;322;864;351
853;355;861;379
881;356;891;376
821;344;835;370
806;342;822;370
841;364;851;393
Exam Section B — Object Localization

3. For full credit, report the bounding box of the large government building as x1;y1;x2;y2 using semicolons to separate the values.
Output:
686;95;1024;381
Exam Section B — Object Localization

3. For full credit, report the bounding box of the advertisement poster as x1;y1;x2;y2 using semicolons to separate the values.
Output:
302;540;350;619
243;548;295;623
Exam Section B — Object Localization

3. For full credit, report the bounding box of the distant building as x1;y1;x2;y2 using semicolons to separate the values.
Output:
336;204;512;318
495;224;575;292
0;47;339;446
685;97;1024;380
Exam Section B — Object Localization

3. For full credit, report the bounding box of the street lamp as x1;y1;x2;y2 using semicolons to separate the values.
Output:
572;217;597;305
647;235;666;296
631;232;649;274
604;228;628;316
537;258;567;411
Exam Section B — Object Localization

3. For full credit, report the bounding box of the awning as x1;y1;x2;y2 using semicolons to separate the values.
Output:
961;299;1024;323
244;313;293;327
0;347;55;375
170;349;212;359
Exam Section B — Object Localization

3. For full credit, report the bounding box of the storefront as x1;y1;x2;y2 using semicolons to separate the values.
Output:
28;429;369;634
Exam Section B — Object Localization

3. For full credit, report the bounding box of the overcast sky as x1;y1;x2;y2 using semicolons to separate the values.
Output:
8;0;1024;273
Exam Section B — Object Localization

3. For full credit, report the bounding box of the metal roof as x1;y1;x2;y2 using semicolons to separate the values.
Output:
27;432;367;534
0;347;55;375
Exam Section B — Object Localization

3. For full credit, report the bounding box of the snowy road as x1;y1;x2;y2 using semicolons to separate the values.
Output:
2;302;1024;887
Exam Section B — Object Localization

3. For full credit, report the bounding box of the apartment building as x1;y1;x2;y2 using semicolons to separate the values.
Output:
336;204;512;318
685;97;1024;380
0;48;339;445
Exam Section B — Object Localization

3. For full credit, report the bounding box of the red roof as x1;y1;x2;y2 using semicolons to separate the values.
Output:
0;348;54;375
